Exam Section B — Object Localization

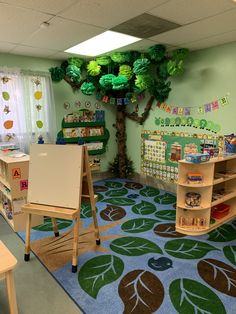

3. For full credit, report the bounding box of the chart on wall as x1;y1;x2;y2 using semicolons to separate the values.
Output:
141;131;224;182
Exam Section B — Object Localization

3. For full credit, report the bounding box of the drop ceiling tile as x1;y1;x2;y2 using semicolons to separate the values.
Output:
10;45;57;58
114;39;161;53
2;0;77;15
22;17;103;51
0;3;52;43
0;41;17;53
150;9;236;46
149;0;236;25
184;30;236;51
60;0;169;28
48;51;76;60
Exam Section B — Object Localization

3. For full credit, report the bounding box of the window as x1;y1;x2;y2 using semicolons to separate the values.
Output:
0;68;56;153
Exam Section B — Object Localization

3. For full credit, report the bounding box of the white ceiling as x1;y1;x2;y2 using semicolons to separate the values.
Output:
0;0;236;60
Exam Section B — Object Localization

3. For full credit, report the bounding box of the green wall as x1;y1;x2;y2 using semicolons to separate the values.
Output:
0;53;117;171
126;41;236;172
1;41;236;174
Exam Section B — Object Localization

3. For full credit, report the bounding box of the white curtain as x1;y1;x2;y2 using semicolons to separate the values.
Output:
0;68;57;153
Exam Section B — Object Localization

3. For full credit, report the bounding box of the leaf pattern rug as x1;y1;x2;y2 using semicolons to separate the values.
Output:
18;178;236;314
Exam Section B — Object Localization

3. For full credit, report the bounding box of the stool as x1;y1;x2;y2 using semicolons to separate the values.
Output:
0;241;18;314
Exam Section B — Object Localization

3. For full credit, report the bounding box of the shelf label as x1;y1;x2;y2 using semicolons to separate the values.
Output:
12;168;21;179
20;180;28;190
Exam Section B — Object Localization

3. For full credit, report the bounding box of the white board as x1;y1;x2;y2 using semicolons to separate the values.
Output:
27;144;83;209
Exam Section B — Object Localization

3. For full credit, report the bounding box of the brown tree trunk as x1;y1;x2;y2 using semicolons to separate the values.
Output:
116;105;127;178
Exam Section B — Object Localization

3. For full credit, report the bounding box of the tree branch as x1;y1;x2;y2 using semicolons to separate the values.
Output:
63;76;86;91
125;95;155;124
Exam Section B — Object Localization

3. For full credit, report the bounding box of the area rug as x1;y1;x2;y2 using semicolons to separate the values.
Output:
18;178;236;314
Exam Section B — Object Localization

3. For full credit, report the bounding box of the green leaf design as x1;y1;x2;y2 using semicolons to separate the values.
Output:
140;186;160;197
110;236;162;256
80;202;97;218
208;223;236;242
154;193;176;204
78;255;124;298
223;245;236;266
32;217;72;231
169;278;226;314
96;193;104;202
105;181;123;188
121;218;158;233
132;200;157;215
105;188;128;197
155;210;176;221
2;91;10;101
165;239;219;259
102;198;135;206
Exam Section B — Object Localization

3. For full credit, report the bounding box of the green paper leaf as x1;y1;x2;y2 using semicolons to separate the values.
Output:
105;187;128;197
154;193;176;204
110;236;162;256
223;245;236;266
105;181;123;189
2;91;10;101
208;223;236;242
78;255;124;298
121;218;158;233
155;210;176;221
132;200;157;215
169;278;226;314
32;217;72;231
102;198;135;206
140;186;160;197
165;239;219;259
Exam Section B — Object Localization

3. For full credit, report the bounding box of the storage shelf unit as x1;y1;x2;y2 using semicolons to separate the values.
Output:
0;154;42;231
176;154;236;235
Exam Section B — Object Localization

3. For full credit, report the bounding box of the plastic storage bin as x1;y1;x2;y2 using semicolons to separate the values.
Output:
185;153;210;164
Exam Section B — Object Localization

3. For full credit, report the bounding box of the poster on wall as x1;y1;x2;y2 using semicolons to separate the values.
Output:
141;131;224;182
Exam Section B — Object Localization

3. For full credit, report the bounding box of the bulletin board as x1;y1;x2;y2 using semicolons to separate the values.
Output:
27;144;83;209
141;131;224;182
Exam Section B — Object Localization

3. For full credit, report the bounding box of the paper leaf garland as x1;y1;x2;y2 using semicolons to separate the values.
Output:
133;58;150;75
87;61;101;76
118;65;133;80
148;44;166;61
68;57;83;68
49;67;64;82
81;82;96;95
112;76;129;90
66;65;81;83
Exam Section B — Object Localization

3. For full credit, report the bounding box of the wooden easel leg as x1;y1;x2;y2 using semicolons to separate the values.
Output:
72;217;79;273
6;270;18;314
83;146;101;245
51;217;59;237
24;213;32;261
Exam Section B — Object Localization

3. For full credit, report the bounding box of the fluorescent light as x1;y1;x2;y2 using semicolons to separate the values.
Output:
65;31;141;56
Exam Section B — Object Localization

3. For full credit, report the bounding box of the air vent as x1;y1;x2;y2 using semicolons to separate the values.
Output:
111;13;181;38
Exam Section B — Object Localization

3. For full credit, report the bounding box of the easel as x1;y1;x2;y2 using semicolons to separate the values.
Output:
21;144;100;273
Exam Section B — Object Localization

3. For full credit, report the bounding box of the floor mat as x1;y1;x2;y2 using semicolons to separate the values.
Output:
18;178;236;314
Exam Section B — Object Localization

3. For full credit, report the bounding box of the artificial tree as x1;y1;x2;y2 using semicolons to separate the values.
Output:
49;45;188;178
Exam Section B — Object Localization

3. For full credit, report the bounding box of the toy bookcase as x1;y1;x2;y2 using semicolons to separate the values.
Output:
57;109;110;156
176;154;236;235
0;154;43;231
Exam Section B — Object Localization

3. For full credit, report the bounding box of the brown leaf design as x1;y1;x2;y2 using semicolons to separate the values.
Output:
125;182;143;190
100;205;126;221
154;223;186;238
93;185;108;192
118;269;164;314
198;258;236;297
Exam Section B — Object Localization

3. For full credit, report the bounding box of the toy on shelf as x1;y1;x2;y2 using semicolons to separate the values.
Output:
187;172;203;184
211;203;230;219
224;134;236;154
185;192;201;207
179;216;207;228
202;147;219;158
185;153;210;163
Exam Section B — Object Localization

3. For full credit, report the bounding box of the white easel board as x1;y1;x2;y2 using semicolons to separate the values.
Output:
27;144;83;209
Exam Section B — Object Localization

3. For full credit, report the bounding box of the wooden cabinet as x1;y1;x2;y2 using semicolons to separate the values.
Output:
176;154;236;235
0;153;43;231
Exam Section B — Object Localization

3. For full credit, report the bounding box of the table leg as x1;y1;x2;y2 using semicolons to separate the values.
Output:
72;217;79;273
24;213;31;261
6;270;18;314
51;217;59;237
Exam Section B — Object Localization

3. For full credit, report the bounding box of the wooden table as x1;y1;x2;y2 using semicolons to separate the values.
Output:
0;241;18;314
